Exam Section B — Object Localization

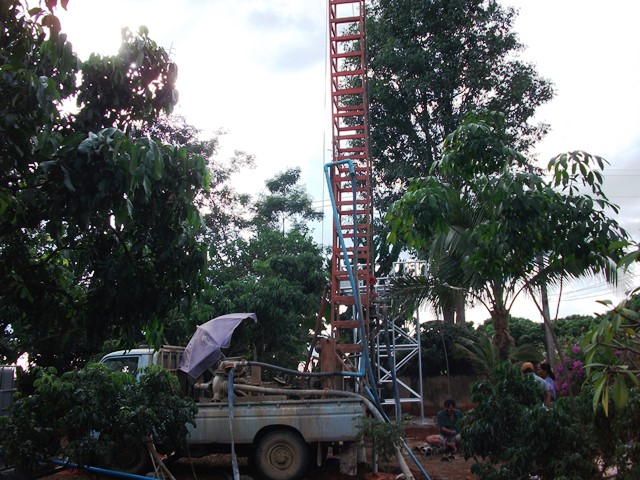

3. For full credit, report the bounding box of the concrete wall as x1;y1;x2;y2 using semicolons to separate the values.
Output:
397;374;484;416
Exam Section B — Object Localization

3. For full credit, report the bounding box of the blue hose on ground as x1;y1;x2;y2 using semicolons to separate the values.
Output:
400;438;432;480
47;457;152;480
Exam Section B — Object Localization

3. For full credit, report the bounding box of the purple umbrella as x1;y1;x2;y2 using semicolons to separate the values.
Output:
178;313;257;378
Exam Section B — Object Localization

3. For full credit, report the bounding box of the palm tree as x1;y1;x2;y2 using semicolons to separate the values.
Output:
386;112;628;359
453;334;542;379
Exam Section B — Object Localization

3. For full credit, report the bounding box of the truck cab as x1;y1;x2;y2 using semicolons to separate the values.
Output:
100;346;184;378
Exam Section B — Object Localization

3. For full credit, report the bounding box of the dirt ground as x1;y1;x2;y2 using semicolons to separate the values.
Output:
37;424;476;480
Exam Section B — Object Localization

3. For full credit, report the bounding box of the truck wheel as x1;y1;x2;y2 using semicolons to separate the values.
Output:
255;430;309;480
105;434;149;474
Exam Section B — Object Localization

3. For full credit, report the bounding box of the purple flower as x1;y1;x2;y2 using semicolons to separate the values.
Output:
571;345;581;354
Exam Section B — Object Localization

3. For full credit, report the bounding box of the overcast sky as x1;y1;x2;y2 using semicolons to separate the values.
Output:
56;0;640;322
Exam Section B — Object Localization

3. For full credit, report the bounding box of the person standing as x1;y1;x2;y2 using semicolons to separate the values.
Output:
521;362;552;406
538;362;557;402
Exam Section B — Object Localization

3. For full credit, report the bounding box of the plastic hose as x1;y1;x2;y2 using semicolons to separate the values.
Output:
47;457;152;480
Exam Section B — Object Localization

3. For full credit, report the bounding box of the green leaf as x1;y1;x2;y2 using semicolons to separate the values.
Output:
596;299;613;307
125;198;133;218
61;165;75;192
624;369;639;386
150;144;163;180
142;175;151;199
128;146;139;175
593;373;605;412
612;376;628;409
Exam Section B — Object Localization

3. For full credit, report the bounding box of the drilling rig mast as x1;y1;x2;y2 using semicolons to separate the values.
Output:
321;0;374;386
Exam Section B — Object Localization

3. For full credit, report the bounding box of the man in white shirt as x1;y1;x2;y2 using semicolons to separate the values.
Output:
521;362;552;406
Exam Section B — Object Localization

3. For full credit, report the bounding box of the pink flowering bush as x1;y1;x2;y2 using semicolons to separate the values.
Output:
555;345;586;397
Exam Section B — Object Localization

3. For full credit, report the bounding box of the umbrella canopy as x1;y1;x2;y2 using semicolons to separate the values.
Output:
178;313;257;378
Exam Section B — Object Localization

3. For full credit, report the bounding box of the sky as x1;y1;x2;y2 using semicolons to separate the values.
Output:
55;0;640;323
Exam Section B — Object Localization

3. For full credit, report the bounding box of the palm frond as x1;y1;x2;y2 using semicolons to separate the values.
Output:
453;334;544;377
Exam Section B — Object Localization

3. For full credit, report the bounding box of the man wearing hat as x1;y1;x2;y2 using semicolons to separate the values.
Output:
521;362;552;406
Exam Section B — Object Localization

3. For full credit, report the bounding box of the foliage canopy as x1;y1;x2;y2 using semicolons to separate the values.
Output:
387;111;628;357
366;0;554;275
0;1;210;369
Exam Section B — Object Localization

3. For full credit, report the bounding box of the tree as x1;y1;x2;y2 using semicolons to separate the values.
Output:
554;314;597;343
221;228;326;368
185;170;327;370
411;320;478;376
366;0;554;275
138;116;255;347
478;317;545;350
387;111;628;358
0;2;209;369
253;167;322;234
454;332;542;380
585;289;640;416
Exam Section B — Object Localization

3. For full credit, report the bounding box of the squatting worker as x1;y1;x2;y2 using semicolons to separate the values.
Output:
426;398;463;454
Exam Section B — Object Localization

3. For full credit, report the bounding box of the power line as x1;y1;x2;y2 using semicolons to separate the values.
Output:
547;273;639;302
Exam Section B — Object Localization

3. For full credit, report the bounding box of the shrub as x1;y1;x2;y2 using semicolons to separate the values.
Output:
555;345;586;397
356;416;405;470
414;321;479;376
462;362;598;479
593;387;640;479
0;363;196;472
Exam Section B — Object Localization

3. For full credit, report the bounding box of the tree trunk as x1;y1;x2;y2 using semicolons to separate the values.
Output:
540;283;557;368
492;302;513;360
442;305;455;324
454;293;466;325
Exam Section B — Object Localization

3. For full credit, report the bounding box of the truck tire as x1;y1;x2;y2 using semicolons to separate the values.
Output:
255;430;309;480
105;434;149;474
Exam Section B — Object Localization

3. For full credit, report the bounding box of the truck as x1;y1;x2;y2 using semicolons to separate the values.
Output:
100;313;367;480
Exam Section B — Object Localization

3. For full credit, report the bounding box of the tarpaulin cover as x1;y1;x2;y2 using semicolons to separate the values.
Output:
178;313;257;378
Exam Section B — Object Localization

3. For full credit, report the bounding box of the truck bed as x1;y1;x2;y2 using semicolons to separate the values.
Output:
189;397;364;445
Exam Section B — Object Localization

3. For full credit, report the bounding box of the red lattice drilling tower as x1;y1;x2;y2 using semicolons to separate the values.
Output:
321;0;374;382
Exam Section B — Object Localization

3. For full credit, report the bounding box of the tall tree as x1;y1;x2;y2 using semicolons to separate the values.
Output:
0;1;209;369
253;167;323;234
387;112;627;358
366;0;554;275
150;116;256;346
197;170;326;369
